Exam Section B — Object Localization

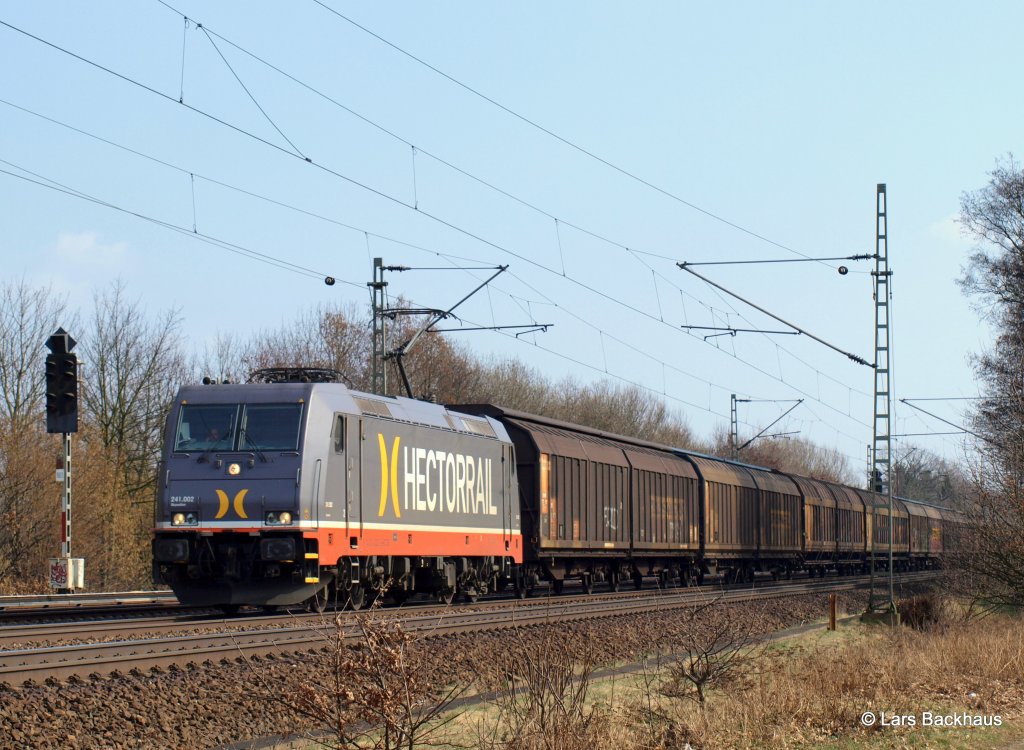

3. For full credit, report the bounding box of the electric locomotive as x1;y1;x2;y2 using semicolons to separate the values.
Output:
152;372;522;611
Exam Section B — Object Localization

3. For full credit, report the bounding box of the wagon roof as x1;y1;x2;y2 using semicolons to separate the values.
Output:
789;475;838;507
684;454;757;489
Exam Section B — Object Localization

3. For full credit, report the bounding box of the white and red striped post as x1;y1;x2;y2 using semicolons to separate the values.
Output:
61;432;71;559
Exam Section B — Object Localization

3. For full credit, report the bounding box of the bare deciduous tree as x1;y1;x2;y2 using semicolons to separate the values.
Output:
955;154;1024;606
0;278;73;427
661;598;766;707
709;426;853;484
479;624;604;750
0;279;71;590
81;281;186;496
251;603;465;750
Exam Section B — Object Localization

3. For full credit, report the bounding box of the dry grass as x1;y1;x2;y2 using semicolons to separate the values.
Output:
459;604;1024;750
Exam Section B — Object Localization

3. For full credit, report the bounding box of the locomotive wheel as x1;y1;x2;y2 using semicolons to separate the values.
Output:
347;584;366;611
219;604;241;616
307;592;327;614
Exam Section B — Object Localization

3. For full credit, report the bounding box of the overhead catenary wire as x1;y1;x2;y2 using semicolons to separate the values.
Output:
307;0;830;267
0;97;872;443
898;399;1001;449
0;159;346;284
147;1;871;401
0;146;756;431
679;264;873;367
0;19;874;451
0;98;754;419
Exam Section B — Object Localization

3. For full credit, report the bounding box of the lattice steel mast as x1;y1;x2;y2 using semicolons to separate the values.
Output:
871;183;895;612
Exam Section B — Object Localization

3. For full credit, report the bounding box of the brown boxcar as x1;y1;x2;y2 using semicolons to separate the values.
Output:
509;418;631;553
905;499;931;558
925;505;944;556
749;468;802;557
626;445;700;552
825;482;866;562
859;490;909;562
791;475;837;566
687;455;758;556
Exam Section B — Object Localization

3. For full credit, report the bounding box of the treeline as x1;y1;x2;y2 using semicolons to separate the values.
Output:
0;280;186;593
1;278;890;593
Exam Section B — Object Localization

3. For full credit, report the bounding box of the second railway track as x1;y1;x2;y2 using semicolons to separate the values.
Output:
0;571;935;684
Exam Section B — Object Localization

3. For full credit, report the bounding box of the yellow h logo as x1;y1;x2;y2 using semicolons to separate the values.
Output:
214;489;249;520
377;433;401;518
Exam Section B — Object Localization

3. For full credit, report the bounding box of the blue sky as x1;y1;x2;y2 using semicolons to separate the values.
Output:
1;1;1019;469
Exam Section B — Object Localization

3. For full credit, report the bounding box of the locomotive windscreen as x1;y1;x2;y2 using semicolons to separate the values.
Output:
174;403;303;452
240;404;303;450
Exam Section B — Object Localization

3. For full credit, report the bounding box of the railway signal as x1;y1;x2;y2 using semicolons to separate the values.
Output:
44;327;84;592
45;328;79;434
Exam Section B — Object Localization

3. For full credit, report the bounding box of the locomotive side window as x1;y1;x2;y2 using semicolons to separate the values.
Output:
240;403;304;451
175;405;239;451
333;414;345;453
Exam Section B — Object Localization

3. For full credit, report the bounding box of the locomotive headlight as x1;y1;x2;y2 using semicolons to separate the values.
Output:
265;511;293;526
279;511;292;525
171;512;198;526
227;463;241;476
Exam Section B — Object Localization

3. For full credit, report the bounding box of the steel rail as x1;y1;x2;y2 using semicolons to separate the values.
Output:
0;590;177;611
0;572;936;683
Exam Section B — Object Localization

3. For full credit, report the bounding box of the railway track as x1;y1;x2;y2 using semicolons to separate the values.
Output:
0;590;189;625
0;571;935;684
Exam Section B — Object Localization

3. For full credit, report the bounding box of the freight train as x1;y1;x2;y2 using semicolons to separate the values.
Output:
152;373;956;611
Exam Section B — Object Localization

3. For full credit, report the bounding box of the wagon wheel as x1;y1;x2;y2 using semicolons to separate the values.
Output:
581;574;594;595
552;579;565;595
437;588;455;606
632;571;644;590
609;572;621;592
219;604;241;616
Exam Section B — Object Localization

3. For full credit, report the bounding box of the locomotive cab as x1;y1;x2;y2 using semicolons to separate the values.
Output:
153;383;320;608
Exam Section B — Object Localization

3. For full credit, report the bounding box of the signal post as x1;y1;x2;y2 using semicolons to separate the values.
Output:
45;328;84;592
